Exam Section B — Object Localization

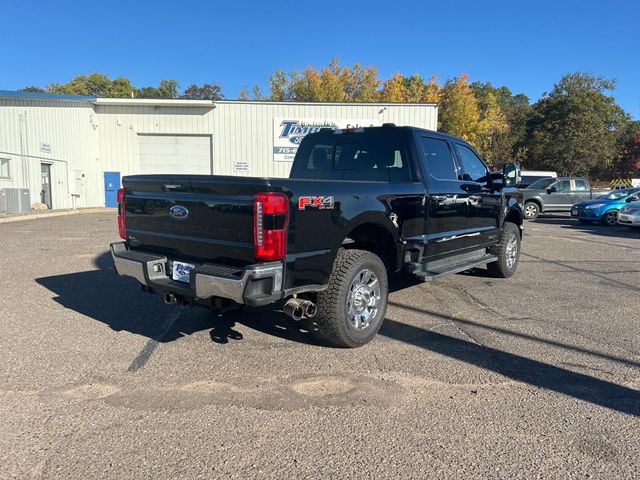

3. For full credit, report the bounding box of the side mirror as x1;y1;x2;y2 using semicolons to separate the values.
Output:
502;162;520;188
547;186;557;194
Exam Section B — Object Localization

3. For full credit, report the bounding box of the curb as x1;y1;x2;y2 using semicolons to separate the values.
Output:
0;208;115;224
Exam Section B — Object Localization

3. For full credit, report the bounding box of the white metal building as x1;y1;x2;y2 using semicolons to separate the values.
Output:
0;91;438;210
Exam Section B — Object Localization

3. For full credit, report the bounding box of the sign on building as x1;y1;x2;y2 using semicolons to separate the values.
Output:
273;118;382;162
233;161;250;172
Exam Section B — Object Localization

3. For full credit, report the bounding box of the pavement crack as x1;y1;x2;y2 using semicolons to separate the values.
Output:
127;308;182;373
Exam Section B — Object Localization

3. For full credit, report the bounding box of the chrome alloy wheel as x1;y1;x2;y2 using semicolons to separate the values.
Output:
604;210;618;226
524;204;538;218
505;233;518;269
346;268;381;330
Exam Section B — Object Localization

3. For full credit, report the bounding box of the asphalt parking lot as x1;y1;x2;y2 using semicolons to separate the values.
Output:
1;212;639;479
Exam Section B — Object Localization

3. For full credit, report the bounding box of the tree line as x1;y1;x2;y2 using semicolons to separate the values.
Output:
20;60;640;179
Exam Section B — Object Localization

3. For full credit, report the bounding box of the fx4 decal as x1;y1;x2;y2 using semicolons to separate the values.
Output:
298;196;335;210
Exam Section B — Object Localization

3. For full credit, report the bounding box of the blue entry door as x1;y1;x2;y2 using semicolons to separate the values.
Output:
104;172;121;207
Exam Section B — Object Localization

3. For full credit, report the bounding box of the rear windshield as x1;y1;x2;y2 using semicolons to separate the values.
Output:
290;130;413;182
519;175;552;187
526;177;555;190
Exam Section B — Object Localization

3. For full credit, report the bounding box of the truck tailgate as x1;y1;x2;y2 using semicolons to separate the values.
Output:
122;175;281;265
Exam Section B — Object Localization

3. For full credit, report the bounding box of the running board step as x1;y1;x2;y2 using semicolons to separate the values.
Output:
415;254;497;282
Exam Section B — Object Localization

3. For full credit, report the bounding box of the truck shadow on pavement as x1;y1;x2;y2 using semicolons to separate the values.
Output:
35;252;325;346
377;317;640;417
529;216;640;242
36;252;215;342
36;253;639;416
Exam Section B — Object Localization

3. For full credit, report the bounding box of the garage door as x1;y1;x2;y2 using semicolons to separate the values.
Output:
138;135;212;174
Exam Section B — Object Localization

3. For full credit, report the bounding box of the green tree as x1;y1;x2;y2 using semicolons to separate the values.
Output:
181;83;223;100
19;86;45;93
616;122;640;176
268;69;288;101
136;79;179;99
251;85;263;100
158;79;179;98
46;73;134;97
525;72;630;176
238;87;249;100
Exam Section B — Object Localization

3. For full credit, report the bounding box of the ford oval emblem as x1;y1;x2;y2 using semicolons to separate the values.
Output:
169;205;189;220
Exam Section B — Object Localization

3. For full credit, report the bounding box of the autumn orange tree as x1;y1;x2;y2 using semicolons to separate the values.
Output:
270;58;379;103
439;74;482;145
379;73;440;104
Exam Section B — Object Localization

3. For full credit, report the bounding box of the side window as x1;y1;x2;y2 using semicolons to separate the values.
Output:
555;180;571;192
574;179;588;191
454;144;488;182
0;158;9;178
420;137;457;180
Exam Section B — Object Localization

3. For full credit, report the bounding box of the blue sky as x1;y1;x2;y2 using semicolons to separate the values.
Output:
2;0;638;118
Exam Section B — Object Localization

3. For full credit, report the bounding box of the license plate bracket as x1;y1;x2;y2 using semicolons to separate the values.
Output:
172;261;195;283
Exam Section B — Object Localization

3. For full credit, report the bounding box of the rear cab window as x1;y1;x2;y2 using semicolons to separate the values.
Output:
291;129;414;182
419;136;458;180
573;179;589;191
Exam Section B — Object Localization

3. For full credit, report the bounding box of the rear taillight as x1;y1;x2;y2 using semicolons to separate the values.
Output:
254;192;289;261
117;188;126;240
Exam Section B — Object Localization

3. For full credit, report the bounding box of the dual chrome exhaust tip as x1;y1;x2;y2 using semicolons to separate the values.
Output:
162;293;315;319
283;298;317;321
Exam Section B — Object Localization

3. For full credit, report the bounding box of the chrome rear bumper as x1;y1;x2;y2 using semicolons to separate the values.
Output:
110;242;284;306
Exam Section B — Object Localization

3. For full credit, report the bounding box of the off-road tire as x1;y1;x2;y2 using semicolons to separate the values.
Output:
524;202;540;220
487;222;520;278
314;248;388;348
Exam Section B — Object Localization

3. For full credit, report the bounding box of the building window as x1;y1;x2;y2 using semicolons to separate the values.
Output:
0;158;10;179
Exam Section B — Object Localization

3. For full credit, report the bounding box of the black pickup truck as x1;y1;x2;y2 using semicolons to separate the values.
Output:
111;125;523;347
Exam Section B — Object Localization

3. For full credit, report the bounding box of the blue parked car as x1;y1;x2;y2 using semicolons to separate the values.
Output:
571;188;640;225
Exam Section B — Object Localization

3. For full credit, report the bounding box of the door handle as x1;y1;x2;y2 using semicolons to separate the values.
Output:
431;195;447;203
468;195;481;202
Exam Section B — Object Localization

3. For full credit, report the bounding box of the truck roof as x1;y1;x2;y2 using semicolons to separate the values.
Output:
307;124;473;147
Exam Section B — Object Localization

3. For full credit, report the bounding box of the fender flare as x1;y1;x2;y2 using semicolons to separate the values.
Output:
333;211;403;271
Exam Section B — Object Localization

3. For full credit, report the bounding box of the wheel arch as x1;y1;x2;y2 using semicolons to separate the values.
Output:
341;213;402;272
504;204;524;234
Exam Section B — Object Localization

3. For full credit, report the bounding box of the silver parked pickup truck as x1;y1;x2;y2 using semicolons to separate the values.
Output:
520;176;609;220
